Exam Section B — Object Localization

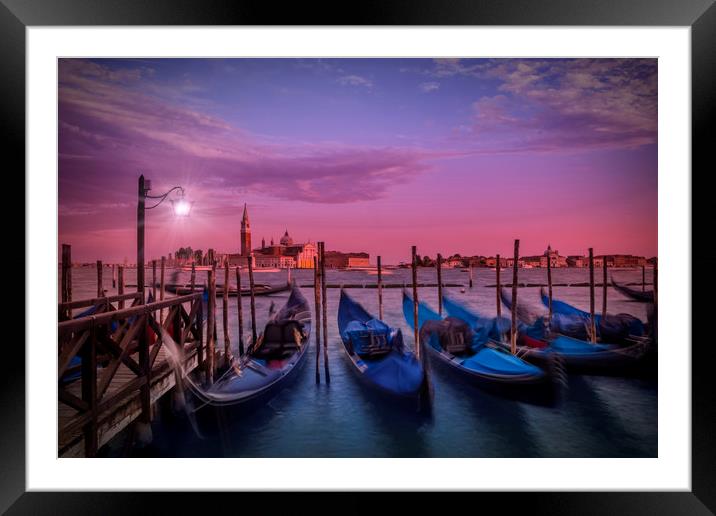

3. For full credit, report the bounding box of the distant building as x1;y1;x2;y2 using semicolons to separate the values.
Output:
240;203;251;256
567;255;585;267
323;251;370;269
595;254;647;268
520;245;567;268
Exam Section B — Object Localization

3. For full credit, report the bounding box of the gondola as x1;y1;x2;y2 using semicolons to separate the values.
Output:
198;283;311;410
402;291;558;401
497;289;651;373
537;287;646;341
337;290;431;412
612;279;655;303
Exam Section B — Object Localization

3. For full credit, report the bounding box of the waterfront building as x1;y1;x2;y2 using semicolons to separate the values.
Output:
567;255;586;267
240;203;251;256
323;251;370;268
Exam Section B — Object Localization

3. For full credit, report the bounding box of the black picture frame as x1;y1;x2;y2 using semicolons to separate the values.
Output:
3;0;713;513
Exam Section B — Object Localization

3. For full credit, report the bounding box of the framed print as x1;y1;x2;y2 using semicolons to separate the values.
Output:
4;0;714;512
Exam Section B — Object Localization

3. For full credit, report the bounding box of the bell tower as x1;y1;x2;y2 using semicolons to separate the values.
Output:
241;203;251;256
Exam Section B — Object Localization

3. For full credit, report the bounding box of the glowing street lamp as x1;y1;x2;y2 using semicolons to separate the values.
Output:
137;174;191;303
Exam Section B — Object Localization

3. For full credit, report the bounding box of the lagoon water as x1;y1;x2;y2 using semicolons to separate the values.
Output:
66;266;657;458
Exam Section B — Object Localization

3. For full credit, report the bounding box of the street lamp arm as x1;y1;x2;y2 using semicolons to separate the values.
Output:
145;186;185;210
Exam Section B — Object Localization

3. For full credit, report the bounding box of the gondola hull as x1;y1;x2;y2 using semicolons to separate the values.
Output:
338;290;430;412
402;291;560;403
193;285;312;424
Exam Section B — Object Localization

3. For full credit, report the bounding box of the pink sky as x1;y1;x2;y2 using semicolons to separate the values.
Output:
58;58;657;264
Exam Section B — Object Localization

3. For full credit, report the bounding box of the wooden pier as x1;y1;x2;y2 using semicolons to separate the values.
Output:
58;292;205;457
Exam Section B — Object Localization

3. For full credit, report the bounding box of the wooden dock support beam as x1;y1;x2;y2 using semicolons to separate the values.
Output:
377;256;384;321
314;255;321;383
436;253;443;316
588;248;596;343
510;241;519;354
411;245;421;360
236;266;244;357
320;242;330;383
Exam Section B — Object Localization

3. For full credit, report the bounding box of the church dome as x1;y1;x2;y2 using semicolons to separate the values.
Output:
280;229;293;246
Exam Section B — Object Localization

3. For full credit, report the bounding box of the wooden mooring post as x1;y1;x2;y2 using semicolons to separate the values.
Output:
248;254;258;345
546;250;553;326
190;262;196;292
496;254;501;319
236;266;244;356
314;255;321;383
112;264;116;288
96;260;103;298
588;248;596;343
223;259;231;367
152;259;157;302
160;256;166;324
411;246;421;360
377;255;384;321
436;253;443;316
206;268;216;385
118;266;125;309
510;241;519;354
61;244;72;319
602;256;608;319
469;264;473;288
320;242;330;383
642;264;646;291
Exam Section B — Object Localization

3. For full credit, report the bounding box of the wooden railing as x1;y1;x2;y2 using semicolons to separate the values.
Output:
58;293;204;457
58;292;143;322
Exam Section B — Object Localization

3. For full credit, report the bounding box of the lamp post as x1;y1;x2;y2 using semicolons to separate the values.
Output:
137;174;192;304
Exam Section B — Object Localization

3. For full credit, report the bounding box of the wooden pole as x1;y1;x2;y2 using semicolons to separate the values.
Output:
411;246;420;359
469;264;473;288
61;244;72;319
320;242;330;383
377;256;383;321
223;259;231;367
287;264;292;284
159;256;166;324
602;255;608;319
510;241;519;354
207;269;216;384
588;248;596;343
653;259;658;306
112;264;116;288
152;259;157;302
546;250;553;326
642;264;646;291
137;175;145;304
314;255;321;384
496;254;502;318
236;266;244;357
117;266;125;309
247;254;257;345
190;261;196;292
436;253;443;316
96;260;103;298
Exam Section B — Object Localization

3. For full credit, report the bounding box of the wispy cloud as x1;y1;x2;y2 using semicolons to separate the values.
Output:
59;60;432;213
337;74;373;89
419;81;440;93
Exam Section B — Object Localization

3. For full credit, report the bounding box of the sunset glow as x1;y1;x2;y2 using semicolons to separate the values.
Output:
58;58;657;264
